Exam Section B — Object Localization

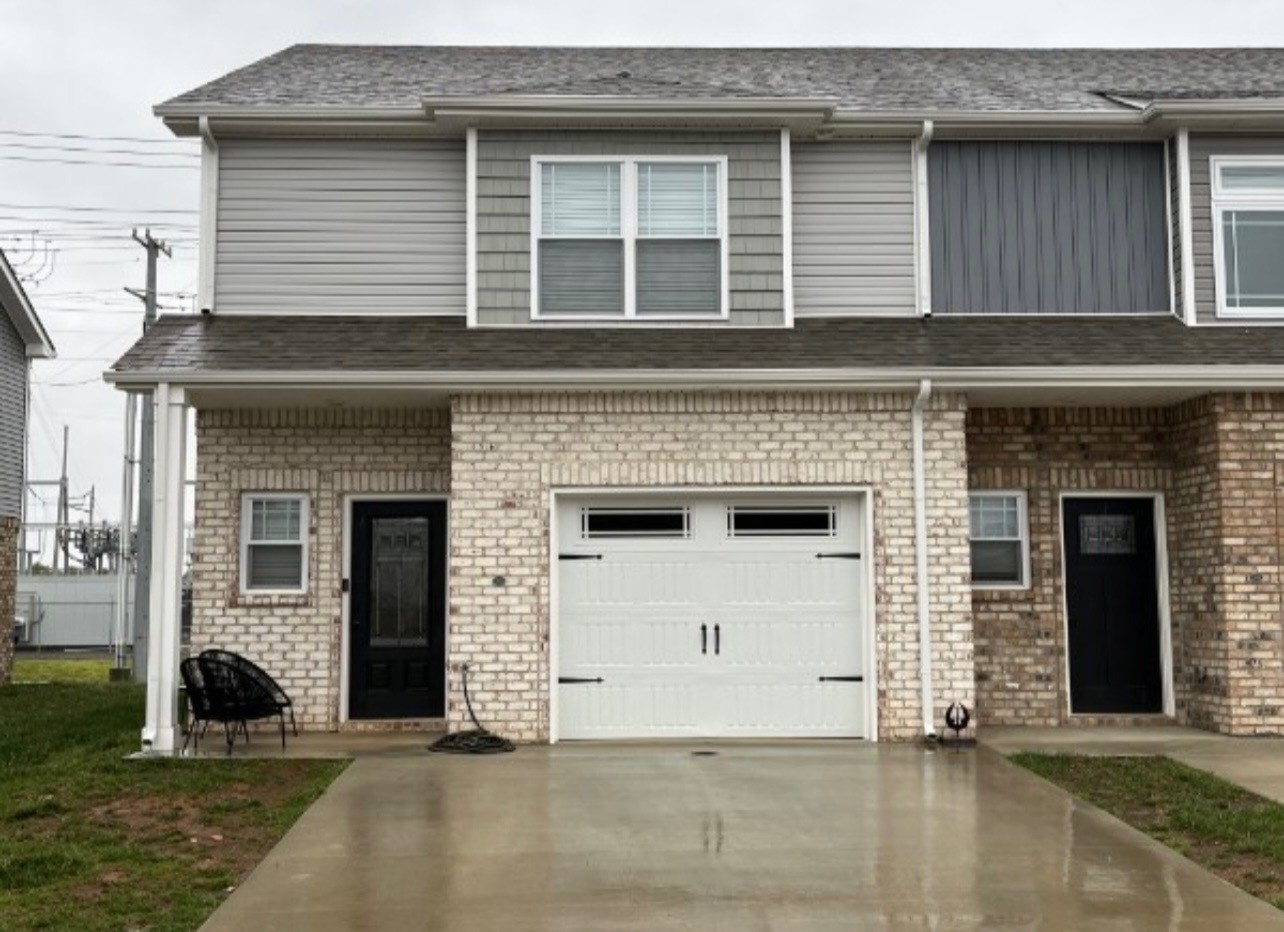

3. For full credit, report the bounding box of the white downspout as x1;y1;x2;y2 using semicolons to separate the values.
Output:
912;378;936;739
914;120;934;318
197;116;219;314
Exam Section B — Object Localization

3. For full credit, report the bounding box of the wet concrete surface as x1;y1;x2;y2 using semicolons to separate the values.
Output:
200;743;1284;931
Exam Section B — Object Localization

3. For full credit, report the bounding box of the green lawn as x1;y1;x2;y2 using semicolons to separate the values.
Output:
11;657;115;685
1014;753;1284;910
0;677;347;931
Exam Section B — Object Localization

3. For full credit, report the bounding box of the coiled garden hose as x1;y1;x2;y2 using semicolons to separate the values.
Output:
428;664;515;754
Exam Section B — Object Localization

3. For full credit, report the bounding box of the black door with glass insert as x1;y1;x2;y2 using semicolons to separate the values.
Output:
349;501;446;719
1063;497;1163;714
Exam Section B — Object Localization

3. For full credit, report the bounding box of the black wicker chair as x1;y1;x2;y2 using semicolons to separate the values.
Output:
200;649;298;740
196;654;290;752
179;656;251;755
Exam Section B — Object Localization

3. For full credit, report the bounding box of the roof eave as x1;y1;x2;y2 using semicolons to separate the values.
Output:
0;253;55;358
103;364;1284;393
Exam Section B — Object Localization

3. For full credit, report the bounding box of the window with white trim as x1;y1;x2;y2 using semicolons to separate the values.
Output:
533;156;727;320
968;492;1029;588
241;494;308;593
1213;158;1284;317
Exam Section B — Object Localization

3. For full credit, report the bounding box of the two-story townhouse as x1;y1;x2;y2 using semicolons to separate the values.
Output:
1;249;55;684
110;46;1284;752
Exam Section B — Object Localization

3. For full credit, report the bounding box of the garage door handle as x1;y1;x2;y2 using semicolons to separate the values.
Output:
559;553;603;561
559;676;604;684
815;552;862;560
818;675;865;683
700;624;707;655
714;624;721;655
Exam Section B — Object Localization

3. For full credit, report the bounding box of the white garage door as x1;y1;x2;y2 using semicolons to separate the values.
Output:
556;494;870;740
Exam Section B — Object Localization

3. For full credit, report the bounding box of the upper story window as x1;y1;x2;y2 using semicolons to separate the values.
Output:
533;156;727;320
1213;158;1284;318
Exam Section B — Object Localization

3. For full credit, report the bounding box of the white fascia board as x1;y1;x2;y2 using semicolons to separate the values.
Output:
0;252;55;357
103;364;1284;393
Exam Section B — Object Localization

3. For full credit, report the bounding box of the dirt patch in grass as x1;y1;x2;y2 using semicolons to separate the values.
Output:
1013;753;1284;910
0;682;347;931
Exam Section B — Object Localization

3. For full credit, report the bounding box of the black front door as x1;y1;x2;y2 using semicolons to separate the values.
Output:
349;501;447;719
1063;497;1163;714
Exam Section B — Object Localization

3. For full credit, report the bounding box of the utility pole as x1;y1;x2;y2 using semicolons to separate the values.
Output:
57;425;69;572
126;229;171;682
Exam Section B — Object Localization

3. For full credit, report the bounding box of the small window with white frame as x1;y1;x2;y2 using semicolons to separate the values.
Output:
969;492;1029;588
241;493;308;593
533;156;727;320
1212;157;1284;318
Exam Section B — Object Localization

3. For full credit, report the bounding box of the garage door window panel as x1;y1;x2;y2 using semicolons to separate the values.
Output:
727;505;837;537
582;506;691;539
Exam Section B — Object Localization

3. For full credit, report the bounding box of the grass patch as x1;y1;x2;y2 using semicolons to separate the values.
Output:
1013;753;1284;910
0;680;347;931
11;657;114;685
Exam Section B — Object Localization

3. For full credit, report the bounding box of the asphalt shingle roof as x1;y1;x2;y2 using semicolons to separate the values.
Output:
158;46;1284;115
109;315;1284;376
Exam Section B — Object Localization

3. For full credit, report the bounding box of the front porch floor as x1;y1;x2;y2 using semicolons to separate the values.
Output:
981;726;1284;804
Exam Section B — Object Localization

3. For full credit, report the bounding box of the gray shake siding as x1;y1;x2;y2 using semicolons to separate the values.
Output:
1169;140;1183;320
791;141;916;317
476;130;783;326
215;138;466;314
0;311;27;517
929;141;1170;315
1189;135;1284;324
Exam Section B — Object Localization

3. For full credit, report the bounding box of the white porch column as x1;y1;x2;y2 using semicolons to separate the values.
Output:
140;383;188;754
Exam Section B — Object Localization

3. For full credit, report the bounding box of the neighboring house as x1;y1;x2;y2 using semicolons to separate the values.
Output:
0;250;55;684
110;46;1284;752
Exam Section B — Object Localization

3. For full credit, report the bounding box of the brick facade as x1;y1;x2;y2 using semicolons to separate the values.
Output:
191;408;451;729
0;516;17;686
968;398;1284;736
449;391;973;742
966;407;1173;727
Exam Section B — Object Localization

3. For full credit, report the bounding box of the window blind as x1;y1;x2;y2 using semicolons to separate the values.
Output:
637;163;718;236
541;162;621;236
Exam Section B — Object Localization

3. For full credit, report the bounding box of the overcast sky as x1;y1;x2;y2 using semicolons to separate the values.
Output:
4;0;1284;545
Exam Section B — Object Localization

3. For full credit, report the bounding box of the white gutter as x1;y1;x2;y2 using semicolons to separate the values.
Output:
197;117;219;313
913;120;934;317
102;364;1284;392
911;379;936;740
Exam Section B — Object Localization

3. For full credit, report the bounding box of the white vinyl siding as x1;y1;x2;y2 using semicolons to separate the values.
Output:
241;493;308;593
791;141;917;317
969;492;1029;588
532;156;727;320
1211;157;1284;318
0;311;27;517
215;139;465;314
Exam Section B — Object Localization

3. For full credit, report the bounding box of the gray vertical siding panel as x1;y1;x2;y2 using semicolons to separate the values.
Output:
476;130;782;327
929;141;1169;314
1189;135;1284;324
791;141;915;316
216;138;466;314
0;311;27;517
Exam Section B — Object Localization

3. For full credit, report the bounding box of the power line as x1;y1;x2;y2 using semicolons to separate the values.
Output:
0;128;193;147
0;141;198;159
0;154;197;169
0;201;196;215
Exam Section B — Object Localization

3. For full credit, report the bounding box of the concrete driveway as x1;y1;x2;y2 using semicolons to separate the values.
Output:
202;744;1284;931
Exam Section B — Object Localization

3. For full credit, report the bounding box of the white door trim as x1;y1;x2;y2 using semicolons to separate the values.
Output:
548;484;877;743
339;493;451;724
1057;491;1175;718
